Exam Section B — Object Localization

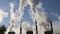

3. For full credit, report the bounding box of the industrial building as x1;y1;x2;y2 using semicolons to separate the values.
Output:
0;19;53;34
8;31;15;34
26;31;33;34
0;25;6;34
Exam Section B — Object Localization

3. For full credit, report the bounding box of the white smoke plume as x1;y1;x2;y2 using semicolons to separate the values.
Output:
5;2;20;34
12;27;20;34
5;2;16;34
18;0;24;18
5;0;51;34
17;0;25;28
9;2;15;31
28;1;51;34
3;12;8;17
29;10;48;34
0;9;4;23
22;21;31;34
19;0;51;34
22;21;30;30
6;0;25;33
0;9;8;23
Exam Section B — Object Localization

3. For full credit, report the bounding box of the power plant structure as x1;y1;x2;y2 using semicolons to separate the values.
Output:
26;31;33;34
35;20;38;34
20;19;23;34
44;18;53;34
8;32;15;34
0;19;53;34
0;0;54;34
0;25;6;34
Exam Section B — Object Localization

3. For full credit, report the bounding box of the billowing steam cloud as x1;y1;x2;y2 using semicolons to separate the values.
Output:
22;21;32;34
17;0;51;34
5;2;16;34
17;0;24;28
5;0;51;34
6;0;25;33
29;10;49;34
28;0;51;34
9;2;16;26
21;0;48;34
0;9;8;23
0;9;4;23
22;21;30;31
18;0;24;18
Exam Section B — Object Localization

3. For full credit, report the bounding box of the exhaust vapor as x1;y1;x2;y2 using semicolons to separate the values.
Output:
19;0;51;34
5;2;16;34
4;0;52;34
0;9;8;23
28;0;51;34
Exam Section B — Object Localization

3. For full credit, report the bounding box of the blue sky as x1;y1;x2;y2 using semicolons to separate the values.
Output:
40;0;60;21
40;0;60;33
0;0;60;33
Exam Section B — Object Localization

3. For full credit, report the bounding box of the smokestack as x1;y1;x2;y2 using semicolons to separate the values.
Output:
26;31;33;34
20;19;22;34
45;18;53;34
49;19;53;34
8;32;15;34
35;20;38;34
18;0;24;34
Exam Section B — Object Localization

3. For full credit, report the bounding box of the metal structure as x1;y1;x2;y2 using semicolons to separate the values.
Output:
45;31;52;34
8;32;15;34
26;31;33;34
35;20;38;34
44;18;53;34
20;19;22;34
0;25;6;34
48;18;53;34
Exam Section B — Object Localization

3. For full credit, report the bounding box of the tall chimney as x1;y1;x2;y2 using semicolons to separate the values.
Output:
35;20;38;34
49;20;53;34
20;19;22;34
48;18;53;34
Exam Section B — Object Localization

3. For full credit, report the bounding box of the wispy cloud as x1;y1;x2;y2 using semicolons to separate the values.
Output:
51;12;60;20
0;9;8;23
58;16;60;20
0;9;3;23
